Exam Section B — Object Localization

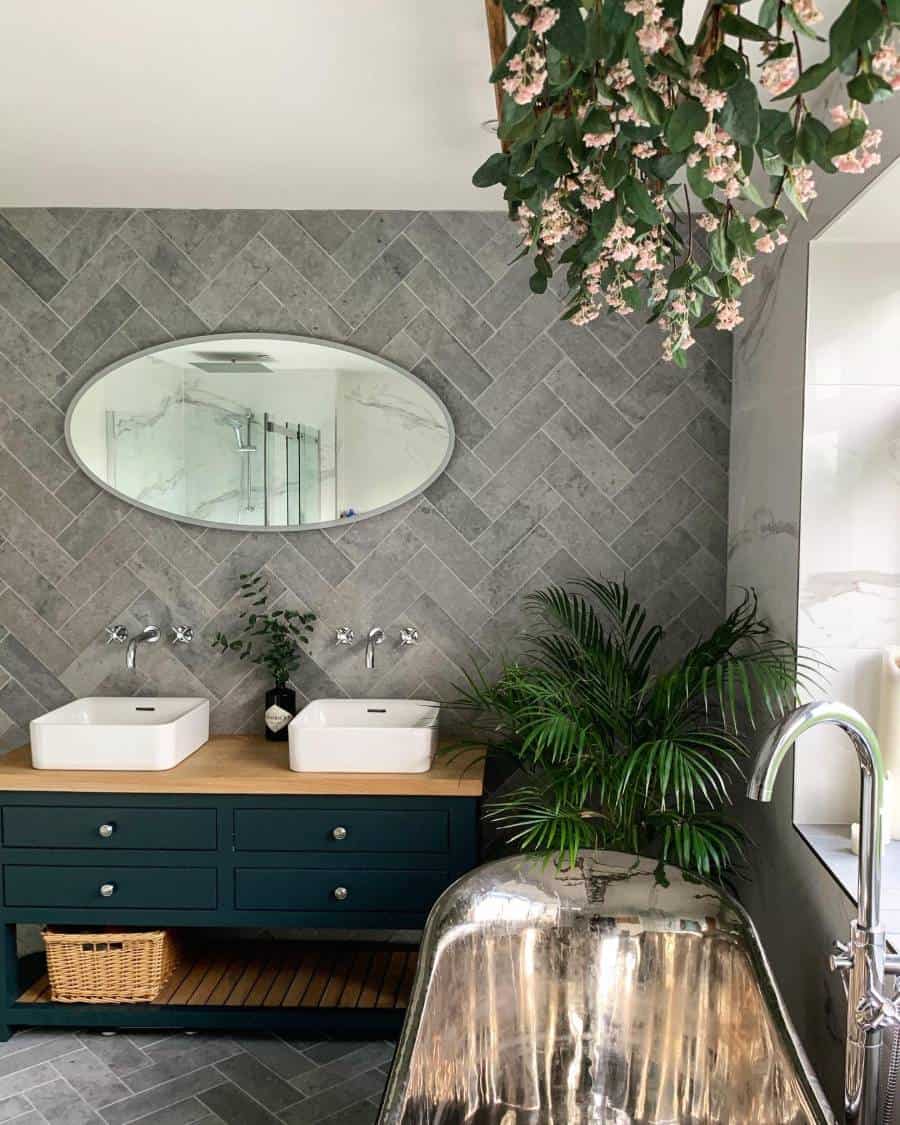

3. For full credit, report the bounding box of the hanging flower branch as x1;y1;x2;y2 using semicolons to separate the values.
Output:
474;0;897;363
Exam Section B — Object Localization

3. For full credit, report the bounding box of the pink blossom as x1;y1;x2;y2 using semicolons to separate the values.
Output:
830;105;883;174
874;44;900;91
755;234;776;253
637;22;669;53
532;7;560;35
571;303;601;326
789;0;823;24
584;131;615;148
791;165;817;204
689;80;727;113
760;57;798;97
714;298;743;331
696;213;719;232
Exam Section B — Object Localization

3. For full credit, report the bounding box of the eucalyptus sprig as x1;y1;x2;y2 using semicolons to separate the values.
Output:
211;570;316;687
476;0;897;363
457;579;826;879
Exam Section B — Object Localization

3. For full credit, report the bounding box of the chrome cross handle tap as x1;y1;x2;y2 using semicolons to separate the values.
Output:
335;626;355;646
105;624;128;645
399;626;419;647
170;625;194;644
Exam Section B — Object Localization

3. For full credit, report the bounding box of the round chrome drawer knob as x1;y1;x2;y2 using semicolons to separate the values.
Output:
331;826;348;841
333;886;349;901
98;823;115;838
99;882;116;898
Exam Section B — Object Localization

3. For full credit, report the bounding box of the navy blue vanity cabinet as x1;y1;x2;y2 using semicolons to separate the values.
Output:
0;736;484;1038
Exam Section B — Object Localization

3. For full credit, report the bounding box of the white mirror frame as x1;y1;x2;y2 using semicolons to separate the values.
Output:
64;332;456;533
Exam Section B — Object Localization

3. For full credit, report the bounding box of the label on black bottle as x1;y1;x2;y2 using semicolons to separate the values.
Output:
265;703;292;733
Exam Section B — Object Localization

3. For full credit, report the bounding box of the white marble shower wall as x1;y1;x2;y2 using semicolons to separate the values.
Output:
795;236;900;825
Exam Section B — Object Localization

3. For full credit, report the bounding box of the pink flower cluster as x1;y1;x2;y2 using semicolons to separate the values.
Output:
624;0;674;56
760;56;799;97
502;1;559;105
789;0;824;24
830;104;882;174
688;124;742;199
874;43;900;90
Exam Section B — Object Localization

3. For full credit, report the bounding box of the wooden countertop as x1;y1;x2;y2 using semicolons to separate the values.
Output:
0;736;486;796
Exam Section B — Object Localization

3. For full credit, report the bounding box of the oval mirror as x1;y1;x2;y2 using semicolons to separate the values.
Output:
66;334;454;531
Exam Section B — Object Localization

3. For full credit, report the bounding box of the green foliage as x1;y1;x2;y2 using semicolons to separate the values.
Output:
456;580;825;880
210;570;316;688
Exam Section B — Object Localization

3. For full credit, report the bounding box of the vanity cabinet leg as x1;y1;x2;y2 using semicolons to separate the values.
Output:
0;923;17;1040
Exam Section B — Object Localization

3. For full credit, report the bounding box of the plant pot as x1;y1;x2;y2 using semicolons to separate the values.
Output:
264;685;295;742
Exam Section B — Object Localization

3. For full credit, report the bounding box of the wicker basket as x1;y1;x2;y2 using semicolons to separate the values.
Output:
42;928;178;1004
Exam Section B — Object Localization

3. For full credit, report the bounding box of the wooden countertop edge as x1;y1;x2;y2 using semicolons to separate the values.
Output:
0;735;487;797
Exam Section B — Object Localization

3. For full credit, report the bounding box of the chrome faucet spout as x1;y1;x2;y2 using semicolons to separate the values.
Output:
365;627;385;670
748;699;889;1125
125;625;161;671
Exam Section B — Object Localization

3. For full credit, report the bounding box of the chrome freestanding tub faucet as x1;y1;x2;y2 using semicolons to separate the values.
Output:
748;700;900;1125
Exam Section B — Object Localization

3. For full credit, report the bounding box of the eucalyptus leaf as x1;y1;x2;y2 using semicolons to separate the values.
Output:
624;177;663;224
721;11;775;39
473;152;510;188
776;58;836;99
547;0;587;58
829;0;882;64
720;78;760;145
664;97;707;152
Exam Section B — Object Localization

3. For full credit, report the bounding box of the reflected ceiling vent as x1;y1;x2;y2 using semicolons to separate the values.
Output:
189;351;273;373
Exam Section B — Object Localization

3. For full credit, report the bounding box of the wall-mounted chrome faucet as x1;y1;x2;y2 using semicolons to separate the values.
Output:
365;627;385;670
335;625;418;669
106;623;193;671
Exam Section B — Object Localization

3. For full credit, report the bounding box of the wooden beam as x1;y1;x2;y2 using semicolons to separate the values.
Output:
484;0;508;126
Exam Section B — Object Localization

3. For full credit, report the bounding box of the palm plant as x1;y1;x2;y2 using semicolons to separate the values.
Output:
458;579;824;880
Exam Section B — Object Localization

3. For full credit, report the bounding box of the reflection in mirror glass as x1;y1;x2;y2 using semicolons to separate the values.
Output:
66;335;454;531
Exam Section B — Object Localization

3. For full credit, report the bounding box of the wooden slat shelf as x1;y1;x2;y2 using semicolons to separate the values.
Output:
19;942;418;1010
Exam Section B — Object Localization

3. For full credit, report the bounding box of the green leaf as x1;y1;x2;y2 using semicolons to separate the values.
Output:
648;151;686;179
603;150;629;188
847;71;894;102
490;25;527;82
664;97;707;152
757;0;780;27
827;117;867;156
473;152;509;188
623;177;663;224
721;11;775;39
547;0;587;58
703;45;746;88
709;225;730;272
720;78;760;145
756;205;786;229
582;106;613;134
829;0;882;65
775;58;836;99
687;160;715;199
796;114;831;164
529;270;548;293
537;143;570;176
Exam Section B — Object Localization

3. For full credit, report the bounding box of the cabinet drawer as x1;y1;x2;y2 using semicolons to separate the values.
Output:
4;865;217;909
235;867;446;912
2;806;216;851
234;809;447;853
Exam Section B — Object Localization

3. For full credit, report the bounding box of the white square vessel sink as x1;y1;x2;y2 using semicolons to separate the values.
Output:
289;699;439;773
30;697;210;771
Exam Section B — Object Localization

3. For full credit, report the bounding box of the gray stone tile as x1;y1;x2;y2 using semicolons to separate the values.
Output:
129;543;218;625
542;454;629;543
0;610;74;692
612;429;703;521
546;360;632;449
474;335;564;426
0;309;68;399
628;527;700;601
474;477;561;567
686;355;732;425
0;214;66;300
196;1083;281;1125
144;210;225;256
187;212;269;278
240;236;349;338
59;521;144;606
618;323;670;378
49;209;131;277
119;260;208;338
406;547;490;636
57;492;130;560
347;284;422;355
474;431;559;520
683;499;728;561
231;1036;315;1081
0;260;68;347
432;212;496;257
26;1077;102;1123
406;309;491;399
101;1067;224;1125
405;502;490;588
333;211;415;275
611;478;700;568
125;510;217;586
288;531;354;587
474;383;560;472
213;1052;302;1112
120;213;207;301
334;237;422;328
405;592;487;668
541;501;627;580
548;319;634;400
404;259;492;352
475;253;533;327
190;242;269;327
423;475;490;542
120;306;171;351
475;291;561;376
54;1048;131;1108
123;1037;242;1094
262;213;351;302
683;450;728;519
280;1069;386;1125
686;408;730;470
0;538;76;629
339;523;421;603
0;208;68;254
0;403;73;491
0;678;43;731
542;408;631;497
0;446;72;535
474;524;557;612
405;214;492;302
52;284;138;373
289;211;353;254
0;492;75;585
443;441;493;496
615;359;689;427
613;384;702;473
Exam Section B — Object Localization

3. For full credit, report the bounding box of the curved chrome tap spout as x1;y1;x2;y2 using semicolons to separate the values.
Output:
748;700;889;1125
125;625;161;671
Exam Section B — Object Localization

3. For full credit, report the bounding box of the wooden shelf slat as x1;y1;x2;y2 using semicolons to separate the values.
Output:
20;942;418;1011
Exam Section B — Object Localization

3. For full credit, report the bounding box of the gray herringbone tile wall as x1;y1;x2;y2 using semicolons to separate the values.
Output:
0;208;731;750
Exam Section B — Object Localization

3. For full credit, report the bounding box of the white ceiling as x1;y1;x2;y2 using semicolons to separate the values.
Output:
0;0;502;210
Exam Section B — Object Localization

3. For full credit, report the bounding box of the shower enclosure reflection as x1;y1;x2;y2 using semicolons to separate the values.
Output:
66;334;454;531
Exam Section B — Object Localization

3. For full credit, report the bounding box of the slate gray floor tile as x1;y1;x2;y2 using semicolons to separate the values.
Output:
230;1038;315;1083
26;1076;103;1123
615;358;688;427
101;1067;224;1125
54;1049;131;1108
474;524;558;613
213;1053;301;1112
74;1035;151;1078
542;454;629;543
280;1069;386;1125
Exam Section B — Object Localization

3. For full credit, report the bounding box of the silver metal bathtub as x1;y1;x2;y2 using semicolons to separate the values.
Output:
379;851;835;1125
